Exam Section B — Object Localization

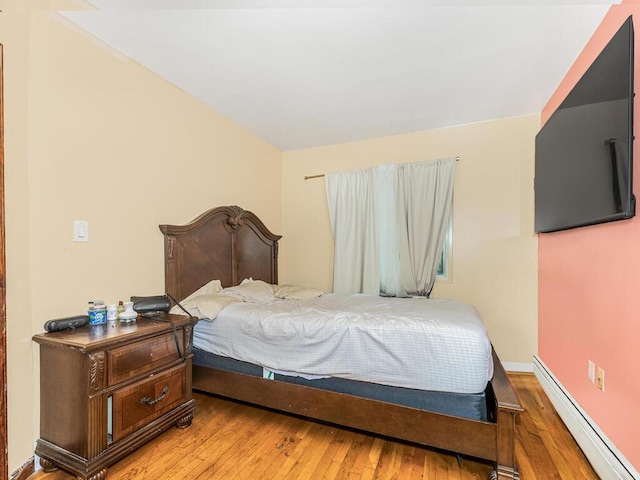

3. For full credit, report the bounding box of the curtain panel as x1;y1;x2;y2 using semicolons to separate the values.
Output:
326;158;455;297
326;168;380;295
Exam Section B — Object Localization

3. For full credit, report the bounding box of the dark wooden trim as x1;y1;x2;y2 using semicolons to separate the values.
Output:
0;42;8;480
9;458;34;480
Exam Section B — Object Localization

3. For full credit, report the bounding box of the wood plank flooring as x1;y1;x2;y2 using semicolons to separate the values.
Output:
28;374;599;480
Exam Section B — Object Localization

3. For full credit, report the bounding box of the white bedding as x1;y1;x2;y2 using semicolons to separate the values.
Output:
192;293;494;394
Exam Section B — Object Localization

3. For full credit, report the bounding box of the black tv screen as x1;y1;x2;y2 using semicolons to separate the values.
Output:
535;16;635;234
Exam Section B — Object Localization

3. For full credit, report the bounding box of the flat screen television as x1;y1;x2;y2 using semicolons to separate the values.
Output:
535;16;635;233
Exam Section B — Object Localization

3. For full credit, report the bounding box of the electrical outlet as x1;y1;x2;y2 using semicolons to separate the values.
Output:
597;367;605;391
588;360;596;383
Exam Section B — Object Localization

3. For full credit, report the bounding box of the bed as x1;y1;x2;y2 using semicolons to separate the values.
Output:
159;205;523;480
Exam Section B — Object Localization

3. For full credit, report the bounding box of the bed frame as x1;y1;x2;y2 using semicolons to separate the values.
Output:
160;205;523;480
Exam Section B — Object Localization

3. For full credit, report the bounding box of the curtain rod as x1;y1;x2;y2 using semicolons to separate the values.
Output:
304;156;460;180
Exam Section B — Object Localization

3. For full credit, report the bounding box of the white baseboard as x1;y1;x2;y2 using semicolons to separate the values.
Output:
502;361;533;373
533;355;639;480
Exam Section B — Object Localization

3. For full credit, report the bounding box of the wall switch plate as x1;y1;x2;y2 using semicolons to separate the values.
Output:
588;360;596;383
74;220;89;242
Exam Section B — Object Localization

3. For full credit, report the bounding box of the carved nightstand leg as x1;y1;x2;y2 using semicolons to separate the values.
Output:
77;468;107;480
39;458;58;472
176;412;194;429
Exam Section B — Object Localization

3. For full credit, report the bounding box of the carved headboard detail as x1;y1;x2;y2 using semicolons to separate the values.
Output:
159;206;282;301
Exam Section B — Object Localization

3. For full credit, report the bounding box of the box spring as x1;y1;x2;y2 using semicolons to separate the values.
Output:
193;348;489;421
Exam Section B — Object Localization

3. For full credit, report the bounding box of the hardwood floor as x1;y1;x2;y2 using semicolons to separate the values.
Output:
28;374;599;480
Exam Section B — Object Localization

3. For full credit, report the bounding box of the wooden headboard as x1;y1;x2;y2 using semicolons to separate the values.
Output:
159;205;282;301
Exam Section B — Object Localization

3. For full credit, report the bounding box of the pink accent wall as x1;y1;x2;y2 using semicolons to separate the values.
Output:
539;3;640;471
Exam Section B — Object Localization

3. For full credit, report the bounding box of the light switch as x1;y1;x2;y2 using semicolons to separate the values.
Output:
74;220;89;242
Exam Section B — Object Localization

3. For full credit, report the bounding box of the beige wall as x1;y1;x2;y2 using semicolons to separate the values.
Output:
1;6;281;472
280;115;539;365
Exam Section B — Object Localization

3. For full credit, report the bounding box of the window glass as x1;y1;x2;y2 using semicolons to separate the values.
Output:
436;219;452;281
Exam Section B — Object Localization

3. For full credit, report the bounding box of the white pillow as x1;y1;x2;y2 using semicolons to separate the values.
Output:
274;284;324;300
180;279;223;303
223;280;276;304
170;292;243;320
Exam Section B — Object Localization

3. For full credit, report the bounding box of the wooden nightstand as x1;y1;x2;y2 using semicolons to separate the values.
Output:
32;314;197;480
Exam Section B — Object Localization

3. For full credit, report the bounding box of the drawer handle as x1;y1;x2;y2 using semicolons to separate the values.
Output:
140;385;169;406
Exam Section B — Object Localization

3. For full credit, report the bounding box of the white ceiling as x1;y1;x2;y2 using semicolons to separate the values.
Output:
59;1;619;151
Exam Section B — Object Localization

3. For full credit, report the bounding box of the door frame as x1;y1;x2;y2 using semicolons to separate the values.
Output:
0;42;8;480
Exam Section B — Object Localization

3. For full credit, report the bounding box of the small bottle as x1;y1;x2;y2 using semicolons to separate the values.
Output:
117;301;125;322
107;304;117;324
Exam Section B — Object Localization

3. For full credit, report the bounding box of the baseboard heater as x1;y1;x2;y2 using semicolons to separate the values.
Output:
533;356;638;480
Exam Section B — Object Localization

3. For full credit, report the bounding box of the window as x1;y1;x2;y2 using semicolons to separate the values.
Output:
436;218;452;281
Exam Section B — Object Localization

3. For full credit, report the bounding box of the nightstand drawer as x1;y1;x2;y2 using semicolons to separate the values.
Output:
108;331;182;385
112;364;186;442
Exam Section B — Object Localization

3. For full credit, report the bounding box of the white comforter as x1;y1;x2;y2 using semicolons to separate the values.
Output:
193;293;494;394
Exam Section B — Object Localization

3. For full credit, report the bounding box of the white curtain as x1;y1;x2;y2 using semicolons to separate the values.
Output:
376;164;403;296
326;168;380;294
397;158;455;296
326;158;455;297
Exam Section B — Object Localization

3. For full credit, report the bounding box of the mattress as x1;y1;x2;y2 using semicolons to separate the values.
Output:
192;293;493;394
